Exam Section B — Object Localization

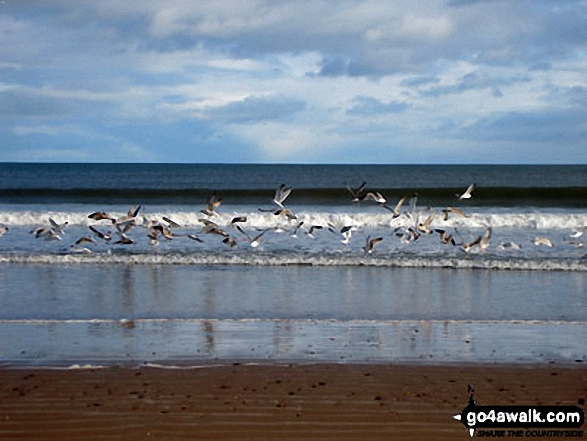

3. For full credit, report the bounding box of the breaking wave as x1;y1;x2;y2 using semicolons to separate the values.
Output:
0;209;586;230
1;251;586;271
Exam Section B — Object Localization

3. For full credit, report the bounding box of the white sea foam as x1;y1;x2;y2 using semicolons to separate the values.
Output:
0;209;586;230
1;318;586;325
0;252;585;271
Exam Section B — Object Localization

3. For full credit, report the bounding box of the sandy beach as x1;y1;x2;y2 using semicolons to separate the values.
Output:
1;363;585;440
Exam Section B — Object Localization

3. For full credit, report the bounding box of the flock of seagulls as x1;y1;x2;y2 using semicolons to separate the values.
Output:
0;182;584;256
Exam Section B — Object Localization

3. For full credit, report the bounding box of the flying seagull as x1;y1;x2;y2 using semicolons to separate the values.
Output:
362;191;387;205
533;237;554;247
162;216;182;228
479;226;492;250
382;194;409;218
273;184;292;208
441;207;468;221
347;180;367;203
236;225;274;248
88;211;115;223
274;208;298;221
434;229;457;246
458;183;476;200
89;225;112;242
201;192;223;216
231;216;247;225
363;236;383;254
417;210;437;234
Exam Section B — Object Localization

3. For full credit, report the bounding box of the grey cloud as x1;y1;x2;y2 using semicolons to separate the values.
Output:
0;86;117;121
0;89;67;117
400;76;441;87
346;97;409;116
5;1;587;78
204;95;306;124
317;56;352;77
422;72;530;97
565;86;587;108
529;62;552;72
447;0;505;7
463;108;587;143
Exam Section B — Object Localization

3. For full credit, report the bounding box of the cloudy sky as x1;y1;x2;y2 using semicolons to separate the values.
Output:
1;0;586;163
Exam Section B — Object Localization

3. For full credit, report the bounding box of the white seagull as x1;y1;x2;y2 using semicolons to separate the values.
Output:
236;225;274;248
363;236;383;254
533;237;554;247
273;184;292;208
458;183;476;200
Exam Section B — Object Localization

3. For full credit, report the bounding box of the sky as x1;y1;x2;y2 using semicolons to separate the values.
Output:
0;0;586;164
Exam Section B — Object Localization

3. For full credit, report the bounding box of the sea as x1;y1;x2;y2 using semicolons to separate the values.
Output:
0;163;586;367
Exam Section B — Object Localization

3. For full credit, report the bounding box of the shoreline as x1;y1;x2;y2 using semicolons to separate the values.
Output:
2;358;587;369
1;362;585;440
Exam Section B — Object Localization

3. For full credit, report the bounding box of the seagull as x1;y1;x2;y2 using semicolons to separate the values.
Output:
236;225;274;248
363;236;383;254
47;231;63;241
460;236;482;253
458;183;476;200
151;224;175;240
114;234;134;245
30;226;48;237
69;245;92;254
116;222;135;236
49;218;69;235
570;227;586;238
75;236;96;245
113;222;135;244
534;237;554;247
187;234;204;243
201;192;222;216
273;184;292;208
88;211;115;223
162;216;181;228
340;225;355;244
564;240;584;249
147;228;160;246
434;229;457;246
361;191;387;205
441;207;468;221
199;219;229;237
408;192;419;213
307;225;324;238
455;228;482;253
347;181;367;203
223;236;238;247
31;220;66;241
498;241;522;251
198;218;220;229
290;221;304;237
115;205;142;226
0;225;8;238
274;208;298;221
417;210;436;234
326;224;355;244
89;225;112;242
479;227;492;250
382;194;409;218
401;227;421;244
231;216;247;225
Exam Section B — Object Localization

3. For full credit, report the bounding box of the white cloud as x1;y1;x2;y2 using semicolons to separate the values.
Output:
1;0;586;163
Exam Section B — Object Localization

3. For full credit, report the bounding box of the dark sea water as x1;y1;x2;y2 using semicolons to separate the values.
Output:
0;163;586;366
1;163;587;206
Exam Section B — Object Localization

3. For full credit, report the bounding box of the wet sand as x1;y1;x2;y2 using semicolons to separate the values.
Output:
1;363;585;440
